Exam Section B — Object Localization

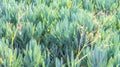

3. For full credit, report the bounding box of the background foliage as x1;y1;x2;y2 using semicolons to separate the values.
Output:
0;0;120;67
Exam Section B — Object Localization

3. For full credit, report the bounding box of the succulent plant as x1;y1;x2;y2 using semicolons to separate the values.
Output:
0;0;120;67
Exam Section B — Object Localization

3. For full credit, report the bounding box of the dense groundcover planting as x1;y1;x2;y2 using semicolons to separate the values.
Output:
0;0;120;67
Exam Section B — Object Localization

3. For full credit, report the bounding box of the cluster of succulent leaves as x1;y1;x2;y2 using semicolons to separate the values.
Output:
0;0;120;67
